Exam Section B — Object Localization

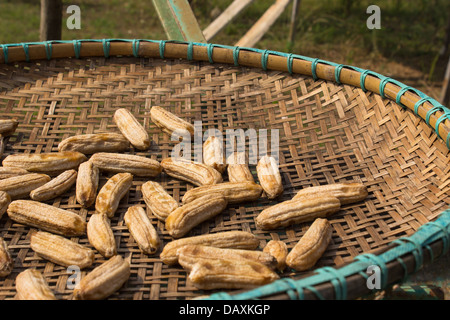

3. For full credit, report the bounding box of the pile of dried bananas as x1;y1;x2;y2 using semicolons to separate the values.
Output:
0;108;368;300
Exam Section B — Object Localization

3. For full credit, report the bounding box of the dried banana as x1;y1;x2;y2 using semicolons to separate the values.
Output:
160;230;260;265
87;213;117;258
263;240;288;271
0;173;51;199
0;119;18;136
0;167;29;180
15;269;57;300
255;195;341;230
177;245;277;271
286;218;333;271
113;108;150;151
30;231;95;269
188;258;279;290
165;194;228;238
181;181;262;204
124;205;160;255
227;152;255;183
76;161;100;208
7;200;86;237
0;237;13;277
73;254;130;300
0;191;11;219
293;182;368;204
141;180;178;221
95;172;133;218
30;169;77;202
161;158;222;187
2;151;87;176
150;105;194;138
58;132;130;154
90;152;162;177
256;155;283;199
203;136;227;173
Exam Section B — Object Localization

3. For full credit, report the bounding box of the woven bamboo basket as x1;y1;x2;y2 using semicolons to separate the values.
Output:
0;39;449;300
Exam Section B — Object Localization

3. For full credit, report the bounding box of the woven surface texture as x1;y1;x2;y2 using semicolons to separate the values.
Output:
0;56;448;300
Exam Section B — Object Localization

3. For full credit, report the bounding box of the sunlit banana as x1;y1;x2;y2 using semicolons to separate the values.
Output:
141;180;178;222
95;172;133;218
58;132;130;154
286;218;333;271
255;195;341;230
7;200;86;237
76;161;99;208
73;255;130;300
90;152;162;177
30;230;95;269
161;157;222;187
256;155;283;199
150;105;194;138
15;269;57;300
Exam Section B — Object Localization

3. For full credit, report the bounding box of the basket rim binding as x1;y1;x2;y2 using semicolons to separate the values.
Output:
0;38;449;300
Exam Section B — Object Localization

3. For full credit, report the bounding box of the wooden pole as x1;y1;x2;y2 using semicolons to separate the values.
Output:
40;0;63;41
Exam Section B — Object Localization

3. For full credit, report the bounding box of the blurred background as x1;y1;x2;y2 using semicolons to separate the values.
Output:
0;0;449;103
